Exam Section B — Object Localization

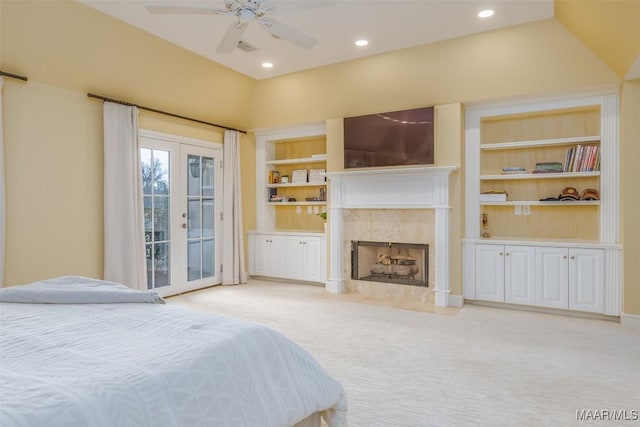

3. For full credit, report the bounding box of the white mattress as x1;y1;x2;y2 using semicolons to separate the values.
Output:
0;277;347;427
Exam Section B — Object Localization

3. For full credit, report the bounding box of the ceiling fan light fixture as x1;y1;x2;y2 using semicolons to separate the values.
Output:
355;39;369;47
478;9;495;18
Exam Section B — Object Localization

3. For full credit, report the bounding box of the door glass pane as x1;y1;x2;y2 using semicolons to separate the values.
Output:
144;196;152;243
202;198;214;238
202;157;214;197
188;199;201;239
188;240;201;281
146;244;153;289
153;150;170;195
202;239;214;278
141;149;152;195
154;196;170;242
187;155;201;196
154;243;170;288
141;148;172;291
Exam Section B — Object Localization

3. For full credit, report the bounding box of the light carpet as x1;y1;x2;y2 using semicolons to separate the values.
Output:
167;279;640;427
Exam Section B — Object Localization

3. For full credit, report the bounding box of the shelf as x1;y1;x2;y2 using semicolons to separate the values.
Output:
267;182;326;188
481;135;600;151
265;155;327;165
267;201;326;206
480;201;600;206
480;171;600;180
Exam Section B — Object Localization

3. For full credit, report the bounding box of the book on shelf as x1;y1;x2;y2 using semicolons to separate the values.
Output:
502;167;526;174
564;145;599;172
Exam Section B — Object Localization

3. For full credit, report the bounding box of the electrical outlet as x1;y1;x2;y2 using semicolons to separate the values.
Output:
307;206;313;214
523;205;531;215
296;206;301;214
313;206;319;214
514;205;522;215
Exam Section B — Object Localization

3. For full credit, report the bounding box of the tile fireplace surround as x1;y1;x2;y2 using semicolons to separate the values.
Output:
325;166;458;307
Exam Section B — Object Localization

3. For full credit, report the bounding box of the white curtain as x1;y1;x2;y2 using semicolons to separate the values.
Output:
103;102;147;290
0;77;5;287
222;130;247;285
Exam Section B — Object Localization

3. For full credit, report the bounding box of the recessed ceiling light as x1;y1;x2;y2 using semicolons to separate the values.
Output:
478;9;495;18
355;39;369;47
261;62;274;69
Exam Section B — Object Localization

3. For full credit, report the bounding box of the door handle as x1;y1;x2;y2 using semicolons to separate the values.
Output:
182;223;187;229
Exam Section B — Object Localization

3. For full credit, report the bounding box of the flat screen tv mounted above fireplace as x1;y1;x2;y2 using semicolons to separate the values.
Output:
343;106;434;168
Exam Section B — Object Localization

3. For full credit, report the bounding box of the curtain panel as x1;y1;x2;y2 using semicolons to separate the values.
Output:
222;130;247;285
103;102;147;290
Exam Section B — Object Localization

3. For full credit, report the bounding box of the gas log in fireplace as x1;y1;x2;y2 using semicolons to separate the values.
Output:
351;241;429;287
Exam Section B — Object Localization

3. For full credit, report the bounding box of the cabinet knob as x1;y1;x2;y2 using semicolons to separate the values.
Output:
571;256;575;260
563;256;568;259
499;252;503;256
506;253;510;256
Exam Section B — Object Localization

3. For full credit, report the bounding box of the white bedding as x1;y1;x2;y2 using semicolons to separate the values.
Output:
0;277;347;427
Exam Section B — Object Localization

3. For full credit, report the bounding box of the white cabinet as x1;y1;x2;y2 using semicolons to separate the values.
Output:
473;242;605;313
249;231;326;283
475;244;535;305
535;246;569;309
285;235;325;282
569;248;604;313
253;234;287;278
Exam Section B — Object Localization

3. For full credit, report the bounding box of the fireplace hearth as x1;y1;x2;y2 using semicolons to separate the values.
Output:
351;241;429;287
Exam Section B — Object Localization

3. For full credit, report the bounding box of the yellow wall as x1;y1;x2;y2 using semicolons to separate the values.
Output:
555;0;640;79
620;79;640;315
248;19;618;129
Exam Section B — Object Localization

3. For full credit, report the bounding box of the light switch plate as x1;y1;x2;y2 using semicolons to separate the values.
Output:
514;205;522;215
296;206;301;214
307;206;313;214
523;205;531;215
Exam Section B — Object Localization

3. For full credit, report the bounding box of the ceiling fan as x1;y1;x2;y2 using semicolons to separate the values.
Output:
146;0;334;53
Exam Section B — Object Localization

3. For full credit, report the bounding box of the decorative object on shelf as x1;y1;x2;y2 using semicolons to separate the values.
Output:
309;168;326;183
291;169;307;183
269;170;281;184
319;187;326;201
533;162;563;174
281;175;289;183
580;188;600;200
539;186;580;202
481;213;490;238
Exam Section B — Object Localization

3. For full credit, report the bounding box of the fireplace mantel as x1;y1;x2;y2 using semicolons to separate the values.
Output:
324;165;458;307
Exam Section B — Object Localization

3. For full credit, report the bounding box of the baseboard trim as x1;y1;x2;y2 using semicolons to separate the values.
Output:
448;294;464;307
465;299;619;322
620;313;640;330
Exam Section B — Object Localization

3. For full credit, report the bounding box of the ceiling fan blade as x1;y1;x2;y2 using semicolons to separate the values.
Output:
259;18;317;50
216;21;249;53
272;0;335;14
146;5;230;15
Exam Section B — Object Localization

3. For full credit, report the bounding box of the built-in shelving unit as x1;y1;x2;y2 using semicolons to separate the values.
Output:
463;94;622;316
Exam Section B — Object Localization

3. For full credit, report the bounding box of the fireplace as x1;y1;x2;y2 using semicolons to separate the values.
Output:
351;241;429;287
325;165;457;307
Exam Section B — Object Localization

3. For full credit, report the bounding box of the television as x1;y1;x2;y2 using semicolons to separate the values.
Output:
343;106;434;168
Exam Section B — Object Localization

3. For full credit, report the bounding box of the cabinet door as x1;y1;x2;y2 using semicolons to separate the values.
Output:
535;247;569;309
504;246;536;305
254;235;271;277
475;244;505;302
269;235;287;278
285;236;305;280
302;237;324;282
569;248;604;313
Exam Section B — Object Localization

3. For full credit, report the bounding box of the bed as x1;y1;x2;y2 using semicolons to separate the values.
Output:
0;276;347;427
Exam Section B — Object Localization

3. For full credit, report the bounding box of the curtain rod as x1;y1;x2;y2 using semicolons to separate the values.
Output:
0;71;28;82
87;93;246;134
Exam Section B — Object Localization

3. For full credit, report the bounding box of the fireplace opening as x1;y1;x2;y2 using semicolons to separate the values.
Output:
351;241;429;287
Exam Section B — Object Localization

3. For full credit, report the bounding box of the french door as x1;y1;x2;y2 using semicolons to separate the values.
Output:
140;132;222;297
